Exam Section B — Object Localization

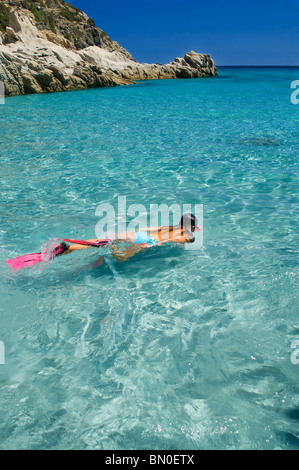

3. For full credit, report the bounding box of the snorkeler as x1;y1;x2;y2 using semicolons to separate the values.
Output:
6;214;201;269
64;213;201;262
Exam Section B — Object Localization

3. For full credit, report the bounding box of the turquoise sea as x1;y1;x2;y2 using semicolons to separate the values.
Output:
0;67;298;450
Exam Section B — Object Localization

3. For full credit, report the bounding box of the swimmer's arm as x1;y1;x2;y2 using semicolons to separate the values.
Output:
139;226;160;232
138;228;194;243
169;235;195;244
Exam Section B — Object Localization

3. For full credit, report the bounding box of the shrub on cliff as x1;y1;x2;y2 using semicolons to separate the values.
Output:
0;3;10;34
60;6;81;23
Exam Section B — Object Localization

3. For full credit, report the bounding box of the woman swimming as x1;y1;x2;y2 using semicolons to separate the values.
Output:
64;213;201;262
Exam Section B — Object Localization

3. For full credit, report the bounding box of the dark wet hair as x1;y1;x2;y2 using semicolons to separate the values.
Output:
180;213;198;232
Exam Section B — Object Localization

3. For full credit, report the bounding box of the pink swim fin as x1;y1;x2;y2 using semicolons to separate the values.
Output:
6;252;44;270
6;243;68;270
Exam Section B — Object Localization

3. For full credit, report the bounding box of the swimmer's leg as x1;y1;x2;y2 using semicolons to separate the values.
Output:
112;243;149;262
76;256;104;272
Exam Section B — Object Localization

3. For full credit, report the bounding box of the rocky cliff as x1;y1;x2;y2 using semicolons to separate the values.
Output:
0;0;218;96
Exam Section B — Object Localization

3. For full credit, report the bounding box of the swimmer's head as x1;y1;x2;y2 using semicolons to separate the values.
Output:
180;213;201;233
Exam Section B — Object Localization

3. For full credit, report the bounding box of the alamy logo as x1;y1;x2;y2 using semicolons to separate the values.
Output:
0;81;4;105
291;340;299;365
290;80;299;105
0;341;5;365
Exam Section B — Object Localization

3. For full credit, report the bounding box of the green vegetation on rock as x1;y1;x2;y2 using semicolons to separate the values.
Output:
60;6;81;22
0;3;10;34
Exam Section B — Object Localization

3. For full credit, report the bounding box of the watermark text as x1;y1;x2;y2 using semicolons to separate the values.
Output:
291;340;299;365
0;81;4;105
0;341;5;365
291;80;299;105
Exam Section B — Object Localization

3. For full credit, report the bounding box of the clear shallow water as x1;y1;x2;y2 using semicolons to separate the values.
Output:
0;67;298;450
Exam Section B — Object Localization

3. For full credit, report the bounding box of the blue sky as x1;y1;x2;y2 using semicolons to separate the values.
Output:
70;0;299;66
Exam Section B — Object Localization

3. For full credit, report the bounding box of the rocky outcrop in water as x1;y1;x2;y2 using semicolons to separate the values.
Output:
0;0;218;96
